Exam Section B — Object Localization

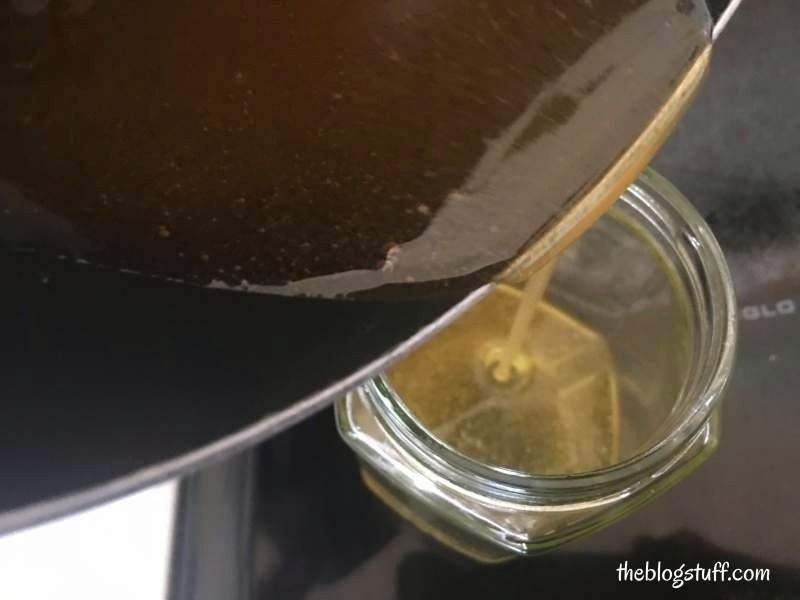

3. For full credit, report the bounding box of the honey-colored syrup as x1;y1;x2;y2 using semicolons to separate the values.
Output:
388;266;619;474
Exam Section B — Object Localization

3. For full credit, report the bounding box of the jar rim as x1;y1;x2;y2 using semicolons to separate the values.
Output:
366;168;737;496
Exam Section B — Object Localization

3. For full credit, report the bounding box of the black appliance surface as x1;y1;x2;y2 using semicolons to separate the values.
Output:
171;2;800;598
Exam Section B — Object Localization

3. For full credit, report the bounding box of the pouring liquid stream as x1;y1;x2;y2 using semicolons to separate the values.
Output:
489;261;557;384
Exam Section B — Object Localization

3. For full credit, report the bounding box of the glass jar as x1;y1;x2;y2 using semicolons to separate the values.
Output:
335;169;737;562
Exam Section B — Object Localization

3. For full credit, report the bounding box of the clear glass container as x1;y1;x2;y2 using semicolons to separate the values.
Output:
335;169;737;562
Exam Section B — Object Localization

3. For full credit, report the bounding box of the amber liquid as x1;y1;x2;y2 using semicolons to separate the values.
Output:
388;263;620;474
1;0;710;299
490;260;556;383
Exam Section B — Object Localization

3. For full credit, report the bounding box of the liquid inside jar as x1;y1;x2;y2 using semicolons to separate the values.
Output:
338;173;727;562
385;184;696;476
388;272;620;475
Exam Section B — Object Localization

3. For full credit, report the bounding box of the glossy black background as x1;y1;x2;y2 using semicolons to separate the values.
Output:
171;2;800;598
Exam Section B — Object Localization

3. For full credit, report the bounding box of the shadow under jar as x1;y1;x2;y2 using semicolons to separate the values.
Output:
336;169;737;562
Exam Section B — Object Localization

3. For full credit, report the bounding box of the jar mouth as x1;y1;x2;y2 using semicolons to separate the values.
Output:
367;168;737;494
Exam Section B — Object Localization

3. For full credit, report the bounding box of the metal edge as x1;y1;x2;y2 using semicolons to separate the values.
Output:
712;0;744;40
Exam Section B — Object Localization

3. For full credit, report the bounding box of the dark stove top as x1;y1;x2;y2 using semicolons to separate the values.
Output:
169;2;800;598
